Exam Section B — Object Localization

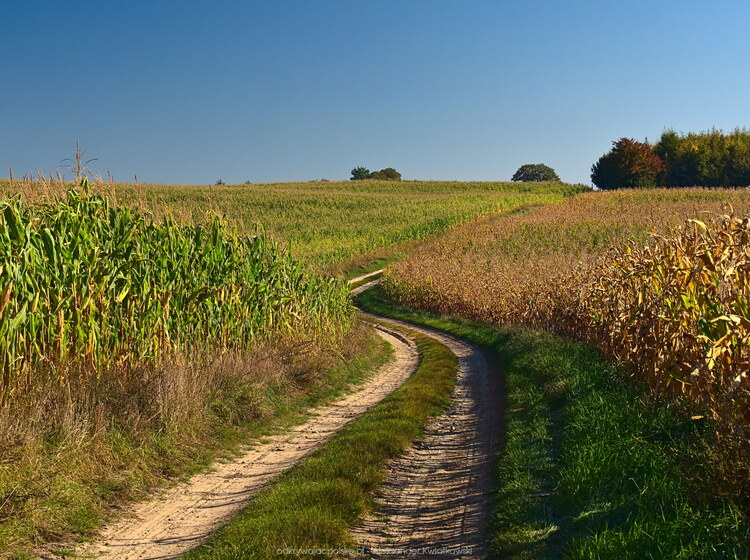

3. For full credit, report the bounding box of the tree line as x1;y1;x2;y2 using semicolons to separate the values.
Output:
591;129;750;190
350;166;402;181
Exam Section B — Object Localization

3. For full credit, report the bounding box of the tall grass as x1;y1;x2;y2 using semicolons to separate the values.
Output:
0;180;350;398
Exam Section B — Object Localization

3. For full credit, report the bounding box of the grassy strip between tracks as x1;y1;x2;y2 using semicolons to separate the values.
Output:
355;285;750;560
184;328;458;560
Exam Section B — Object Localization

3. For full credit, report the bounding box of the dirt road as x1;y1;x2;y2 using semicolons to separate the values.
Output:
352;312;501;559
59;322;418;560
54;273;500;559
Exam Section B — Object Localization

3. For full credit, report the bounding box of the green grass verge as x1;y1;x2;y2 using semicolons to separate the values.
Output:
355;286;750;560
184;332;458;560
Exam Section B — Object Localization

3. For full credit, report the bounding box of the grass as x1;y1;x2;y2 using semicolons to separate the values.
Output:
0;178;582;271
182;329;458;560
344;255;396;281
355;285;750;560
1;323;391;558
346;270;385;291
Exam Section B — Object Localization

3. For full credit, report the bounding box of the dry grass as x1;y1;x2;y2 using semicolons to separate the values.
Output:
0;321;379;554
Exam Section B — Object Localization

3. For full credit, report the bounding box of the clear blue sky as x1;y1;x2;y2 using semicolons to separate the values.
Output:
2;0;749;185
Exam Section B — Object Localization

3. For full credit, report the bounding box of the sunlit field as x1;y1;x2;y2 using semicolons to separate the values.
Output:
0;178;582;270
0;177;577;553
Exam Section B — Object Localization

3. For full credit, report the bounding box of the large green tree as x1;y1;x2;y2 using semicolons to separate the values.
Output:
511;163;560;182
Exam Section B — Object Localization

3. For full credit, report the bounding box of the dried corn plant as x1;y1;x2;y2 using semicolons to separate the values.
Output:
385;189;750;431
582;210;750;427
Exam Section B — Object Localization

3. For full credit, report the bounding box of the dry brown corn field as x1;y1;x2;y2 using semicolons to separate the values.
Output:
385;188;750;430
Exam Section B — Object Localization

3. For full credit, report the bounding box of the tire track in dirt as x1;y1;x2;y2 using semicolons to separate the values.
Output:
352;309;502;560
52;322;418;560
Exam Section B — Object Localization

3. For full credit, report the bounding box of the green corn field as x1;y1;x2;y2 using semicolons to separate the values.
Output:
0;178;578;270
0;180;352;399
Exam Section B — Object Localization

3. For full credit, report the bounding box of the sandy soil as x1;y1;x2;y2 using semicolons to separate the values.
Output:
51;322;418;560
347;269;384;286
352;313;502;560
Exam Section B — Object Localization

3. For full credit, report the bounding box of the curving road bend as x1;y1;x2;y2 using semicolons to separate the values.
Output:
51;322;418;560
47;272;501;560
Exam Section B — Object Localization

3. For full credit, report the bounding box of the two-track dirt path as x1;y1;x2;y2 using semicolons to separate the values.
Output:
352;310;502;559
52;272;500;559
55;319;418;560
